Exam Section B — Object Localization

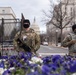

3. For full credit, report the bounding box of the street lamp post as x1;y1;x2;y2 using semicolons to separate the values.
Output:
56;30;58;46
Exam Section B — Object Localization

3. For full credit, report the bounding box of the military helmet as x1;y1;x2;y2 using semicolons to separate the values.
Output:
23;19;30;28
23;19;30;25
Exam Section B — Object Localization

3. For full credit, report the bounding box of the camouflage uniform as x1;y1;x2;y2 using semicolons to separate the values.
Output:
13;28;40;54
62;32;76;56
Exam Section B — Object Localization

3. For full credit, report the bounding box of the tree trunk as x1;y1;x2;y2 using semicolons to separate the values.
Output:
60;28;63;46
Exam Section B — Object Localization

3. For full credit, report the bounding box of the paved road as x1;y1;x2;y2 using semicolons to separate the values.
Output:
37;45;68;56
1;45;69;57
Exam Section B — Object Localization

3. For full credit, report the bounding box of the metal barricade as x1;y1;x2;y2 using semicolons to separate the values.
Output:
0;18;21;56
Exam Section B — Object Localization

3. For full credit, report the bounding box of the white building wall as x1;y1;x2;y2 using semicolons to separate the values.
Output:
0;7;16;18
31;18;40;34
62;0;76;33
0;7;16;36
46;0;76;44
47;0;76;36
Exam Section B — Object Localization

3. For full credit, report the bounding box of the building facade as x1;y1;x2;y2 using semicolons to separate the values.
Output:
0;7;16;36
46;0;76;44
31;18;40;34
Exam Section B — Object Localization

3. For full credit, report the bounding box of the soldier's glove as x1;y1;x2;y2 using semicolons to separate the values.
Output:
69;40;76;45
16;38;23;46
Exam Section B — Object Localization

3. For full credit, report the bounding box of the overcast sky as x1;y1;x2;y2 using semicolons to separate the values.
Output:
0;0;57;33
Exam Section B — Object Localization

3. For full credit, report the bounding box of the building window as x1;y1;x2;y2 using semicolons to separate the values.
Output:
2;10;5;14
70;7;73;16
65;6;67;15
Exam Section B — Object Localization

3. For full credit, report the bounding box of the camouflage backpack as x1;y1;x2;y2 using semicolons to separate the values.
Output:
69;33;76;52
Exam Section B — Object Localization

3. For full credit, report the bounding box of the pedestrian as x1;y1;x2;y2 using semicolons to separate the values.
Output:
62;24;76;56
13;19;40;55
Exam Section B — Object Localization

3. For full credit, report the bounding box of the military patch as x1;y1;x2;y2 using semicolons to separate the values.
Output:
23;35;27;41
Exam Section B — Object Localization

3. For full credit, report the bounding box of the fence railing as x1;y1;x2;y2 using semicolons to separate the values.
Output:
0;18;21;56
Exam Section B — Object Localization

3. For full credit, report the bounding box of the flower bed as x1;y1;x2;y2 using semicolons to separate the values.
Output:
0;52;76;75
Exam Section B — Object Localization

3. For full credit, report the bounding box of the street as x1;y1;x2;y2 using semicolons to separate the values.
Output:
1;45;69;57
37;45;68;56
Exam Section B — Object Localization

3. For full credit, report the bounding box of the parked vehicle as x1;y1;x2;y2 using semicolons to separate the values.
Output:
42;42;48;46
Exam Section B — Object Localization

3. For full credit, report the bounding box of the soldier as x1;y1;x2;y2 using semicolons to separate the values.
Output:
13;19;40;55
62;24;76;56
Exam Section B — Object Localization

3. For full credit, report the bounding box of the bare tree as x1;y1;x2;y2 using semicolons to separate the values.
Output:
42;0;75;45
10;28;18;39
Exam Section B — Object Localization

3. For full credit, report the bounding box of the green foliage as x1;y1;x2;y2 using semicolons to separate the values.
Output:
12;68;25;75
